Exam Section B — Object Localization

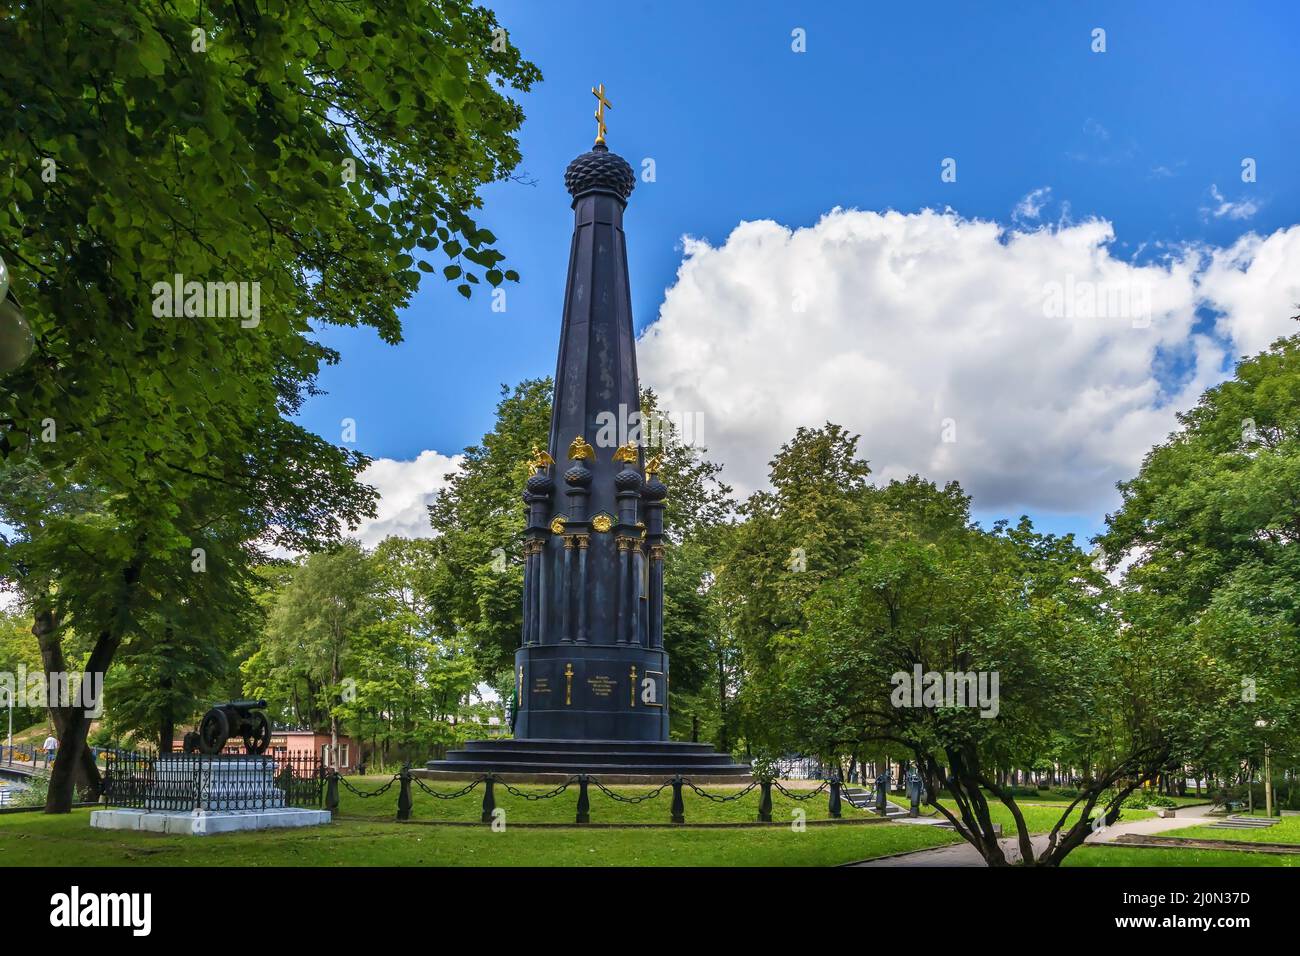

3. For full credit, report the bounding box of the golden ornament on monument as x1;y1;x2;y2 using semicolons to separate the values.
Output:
568;435;594;460
528;446;555;472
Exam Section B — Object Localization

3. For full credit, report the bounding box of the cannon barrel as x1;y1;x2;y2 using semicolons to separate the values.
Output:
221;699;268;712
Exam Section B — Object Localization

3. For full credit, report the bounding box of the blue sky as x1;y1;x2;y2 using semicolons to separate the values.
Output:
299;1;1300;545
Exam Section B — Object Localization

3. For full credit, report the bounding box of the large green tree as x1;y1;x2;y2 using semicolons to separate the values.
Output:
720;425;1219;866
344;536;480;766
0;0;539;810
245;541;376;767
710;424;874;752
1098;321;1300;782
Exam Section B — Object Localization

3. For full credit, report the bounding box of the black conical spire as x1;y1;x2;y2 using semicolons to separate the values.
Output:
510;127;669;742
424;109;746;777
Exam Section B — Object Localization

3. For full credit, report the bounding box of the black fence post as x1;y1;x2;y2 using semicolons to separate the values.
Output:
828;771;842;819
325;768;340;815
397;764;412;821
576;773;590;824
758;778;773;822
670;774;685;824
481;773;496;824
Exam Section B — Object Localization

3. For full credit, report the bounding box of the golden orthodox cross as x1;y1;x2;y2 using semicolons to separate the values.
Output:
591;83;612;145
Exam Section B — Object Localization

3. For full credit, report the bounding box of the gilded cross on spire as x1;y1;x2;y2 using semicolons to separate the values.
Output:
591;82;612;145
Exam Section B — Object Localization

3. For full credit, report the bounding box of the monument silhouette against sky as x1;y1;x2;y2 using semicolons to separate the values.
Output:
428;87;746;778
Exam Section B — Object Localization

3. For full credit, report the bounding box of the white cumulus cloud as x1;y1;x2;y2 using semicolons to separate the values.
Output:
352;449;463;546
1200;225;1300;359
637;208;1297;519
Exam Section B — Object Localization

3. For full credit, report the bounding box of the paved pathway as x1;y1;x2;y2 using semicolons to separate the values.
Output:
854;803;1215;867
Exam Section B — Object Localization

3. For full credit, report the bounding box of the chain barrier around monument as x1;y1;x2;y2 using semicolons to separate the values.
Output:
322;766;878;826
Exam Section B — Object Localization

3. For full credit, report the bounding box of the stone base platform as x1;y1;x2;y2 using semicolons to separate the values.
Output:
90;807;331;836
425;738;751;782
417;768;752;785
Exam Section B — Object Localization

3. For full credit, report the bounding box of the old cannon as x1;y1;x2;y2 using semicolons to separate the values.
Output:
185;700;272;755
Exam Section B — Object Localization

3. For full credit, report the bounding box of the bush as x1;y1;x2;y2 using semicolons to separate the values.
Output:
11;770;48;808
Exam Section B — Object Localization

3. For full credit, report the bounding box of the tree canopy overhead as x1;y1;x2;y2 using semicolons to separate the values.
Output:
0;0;541;810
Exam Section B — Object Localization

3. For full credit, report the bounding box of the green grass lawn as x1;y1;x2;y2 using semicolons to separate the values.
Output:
1064;845;1300;867
2;775;1271;868
343;777;1154;833
1;800;1282;868
0;808;961;867
1162;814;1300;845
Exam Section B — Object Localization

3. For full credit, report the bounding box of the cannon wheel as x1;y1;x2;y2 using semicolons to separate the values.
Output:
243;711;271;755
181;731;201;754
198;708;229;755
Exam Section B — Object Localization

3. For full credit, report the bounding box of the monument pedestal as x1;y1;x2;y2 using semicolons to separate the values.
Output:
91;755;330;836
426;738;749;782
90;806;331;835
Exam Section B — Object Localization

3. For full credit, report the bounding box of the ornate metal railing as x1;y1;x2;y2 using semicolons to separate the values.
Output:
2;743;54;769
100;750;325;812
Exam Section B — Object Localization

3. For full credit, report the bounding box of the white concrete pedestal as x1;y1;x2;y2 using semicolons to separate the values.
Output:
91;806;331;835
92;754;330;835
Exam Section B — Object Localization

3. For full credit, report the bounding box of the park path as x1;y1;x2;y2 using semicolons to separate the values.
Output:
852;803;1214;867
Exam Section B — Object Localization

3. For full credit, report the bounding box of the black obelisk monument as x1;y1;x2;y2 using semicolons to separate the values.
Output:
427;87;745;778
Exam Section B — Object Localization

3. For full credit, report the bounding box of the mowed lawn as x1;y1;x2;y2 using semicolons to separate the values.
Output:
0;808;960;867
354;776;855;825
0;778;1252;868
1064;846;1300;867
345;777;1155;833
1162;814;1300;845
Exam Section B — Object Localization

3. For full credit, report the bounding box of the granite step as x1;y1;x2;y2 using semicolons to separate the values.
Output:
457;738;719;755
842;787;910;816
439;748;739;767
1207;815;1280;829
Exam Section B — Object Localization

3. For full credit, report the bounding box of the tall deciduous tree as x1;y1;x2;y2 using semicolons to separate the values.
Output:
721;425;1218;866
0;0;539;810
1099;322;1300;777
247;541;376;768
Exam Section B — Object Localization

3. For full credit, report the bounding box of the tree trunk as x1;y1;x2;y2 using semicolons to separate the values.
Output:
39;557;142;812
42;629;122;811
32;608;104;808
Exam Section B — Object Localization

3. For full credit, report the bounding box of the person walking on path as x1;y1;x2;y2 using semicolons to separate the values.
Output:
42;732;58;765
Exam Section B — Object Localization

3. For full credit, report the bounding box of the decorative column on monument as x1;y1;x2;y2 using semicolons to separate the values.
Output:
427;86;746;776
